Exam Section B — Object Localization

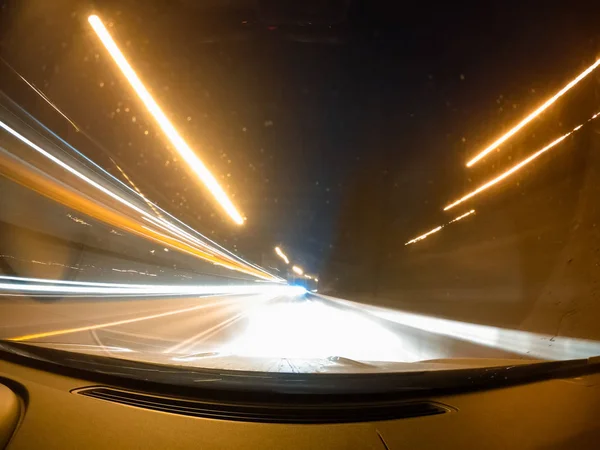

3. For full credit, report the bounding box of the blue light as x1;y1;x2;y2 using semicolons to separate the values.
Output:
289;285;307;296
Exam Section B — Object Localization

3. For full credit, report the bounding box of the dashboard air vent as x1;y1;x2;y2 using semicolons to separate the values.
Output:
75;386;452;424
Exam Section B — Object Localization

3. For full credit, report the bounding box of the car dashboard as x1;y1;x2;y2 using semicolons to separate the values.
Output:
0;353;599;449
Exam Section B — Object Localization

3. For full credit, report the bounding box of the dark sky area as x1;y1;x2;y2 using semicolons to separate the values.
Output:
2;0;600;293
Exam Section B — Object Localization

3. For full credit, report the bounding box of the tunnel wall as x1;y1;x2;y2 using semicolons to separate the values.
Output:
325;113;600;342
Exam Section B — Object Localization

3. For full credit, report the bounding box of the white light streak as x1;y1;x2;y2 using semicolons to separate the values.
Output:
5;98;262;275
0;119;276;281
0;119;151;219
0;276;303;297
324;296;600;361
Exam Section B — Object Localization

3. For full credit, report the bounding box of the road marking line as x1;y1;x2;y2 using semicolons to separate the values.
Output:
165;312;244;354
9;297;239;342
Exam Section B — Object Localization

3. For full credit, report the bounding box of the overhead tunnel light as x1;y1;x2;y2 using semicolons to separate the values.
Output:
275;246;290;264
466;58;600;167
88;15;244;225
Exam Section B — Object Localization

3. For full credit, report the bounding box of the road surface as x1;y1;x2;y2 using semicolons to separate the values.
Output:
3;288;598;373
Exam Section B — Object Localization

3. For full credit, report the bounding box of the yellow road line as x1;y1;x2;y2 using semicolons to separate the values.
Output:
9;297;239;342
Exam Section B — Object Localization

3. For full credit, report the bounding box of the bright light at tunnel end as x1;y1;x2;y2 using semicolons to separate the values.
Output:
289;285;307;296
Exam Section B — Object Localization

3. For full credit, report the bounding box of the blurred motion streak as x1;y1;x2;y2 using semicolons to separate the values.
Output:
274;246;290;264
325;296;600;360
0;275;300;296
292;265;303;275
405;226;443;246
405;210;476;245
466;58;600;166
87;15;245;225
445;112;600;210
0;119;276;280
448;209;475;223
2;88;271;278
111;158;163;219
0;56;80;131
140;219;216;256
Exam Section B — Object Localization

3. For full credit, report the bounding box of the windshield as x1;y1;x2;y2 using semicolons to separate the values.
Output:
1;0;600;376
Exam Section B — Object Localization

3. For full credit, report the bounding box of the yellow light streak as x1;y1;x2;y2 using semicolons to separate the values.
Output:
405;210;476;245
444;113;600;210
0;120;274;280
448;209;475;223
449;134;570;209
466;58;600;167
275;246;290;264
405;226;443;246
111;158;163;219
88;15;244;225
292;265;304;275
